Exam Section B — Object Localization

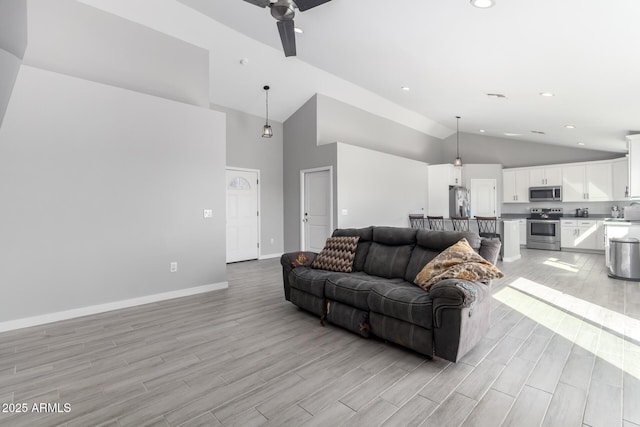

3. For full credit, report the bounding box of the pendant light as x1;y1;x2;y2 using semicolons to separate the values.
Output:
454;116;463;166
262;85;273;138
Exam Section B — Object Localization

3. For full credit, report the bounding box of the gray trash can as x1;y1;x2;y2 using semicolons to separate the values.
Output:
608;237;640;281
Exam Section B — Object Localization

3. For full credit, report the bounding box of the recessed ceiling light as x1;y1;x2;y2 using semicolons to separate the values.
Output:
479;129;486;133
565;125;576;129
504;133;521;137
577;142;585;146
401;86;410;91
539;92;555;97
470;0;495;8
294;27;303;34
486;93;507;99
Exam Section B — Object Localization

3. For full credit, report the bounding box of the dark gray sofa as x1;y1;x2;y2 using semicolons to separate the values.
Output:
280;226;501;362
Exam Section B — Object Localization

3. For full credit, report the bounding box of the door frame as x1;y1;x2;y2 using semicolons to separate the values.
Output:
300;166;334;251
226;166;261;260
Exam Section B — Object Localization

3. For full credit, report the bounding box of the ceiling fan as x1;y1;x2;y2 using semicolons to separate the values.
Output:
242;0;333;57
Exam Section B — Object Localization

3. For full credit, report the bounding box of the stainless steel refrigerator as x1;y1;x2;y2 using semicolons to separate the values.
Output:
449;186;470;218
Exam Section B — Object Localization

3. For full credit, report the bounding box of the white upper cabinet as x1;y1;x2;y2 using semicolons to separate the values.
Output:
529;166;562;186
586;163;613;201
503;169;529;203
562;163;613;202
562;165;586;201
612;157;629;201
629;135;640;199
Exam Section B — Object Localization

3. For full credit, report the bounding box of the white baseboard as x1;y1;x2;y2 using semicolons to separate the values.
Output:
259;253;283;260
502;254;522;263
0;281;228;333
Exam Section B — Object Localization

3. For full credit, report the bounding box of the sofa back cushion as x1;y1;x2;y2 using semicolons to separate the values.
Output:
332;227;374;271
404;230;482;282
363;227;416;279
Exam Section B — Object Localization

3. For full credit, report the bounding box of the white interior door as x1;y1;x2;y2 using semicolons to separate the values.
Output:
302;168;332;252
226;168;259;263
471;179;497;217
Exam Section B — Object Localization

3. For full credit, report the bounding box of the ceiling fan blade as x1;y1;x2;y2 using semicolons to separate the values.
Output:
294;0;332;12
277;20;297;57
242;0;271;8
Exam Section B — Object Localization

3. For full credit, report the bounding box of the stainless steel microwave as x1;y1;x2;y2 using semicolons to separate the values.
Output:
529;186;562;202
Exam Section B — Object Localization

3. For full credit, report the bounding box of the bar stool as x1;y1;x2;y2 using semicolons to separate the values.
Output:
475;216;501;242
427;216;445;231
408;214;426;229
451;216;470;232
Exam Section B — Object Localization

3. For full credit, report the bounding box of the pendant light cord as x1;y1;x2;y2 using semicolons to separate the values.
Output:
456;116;460;157
264;85;270;125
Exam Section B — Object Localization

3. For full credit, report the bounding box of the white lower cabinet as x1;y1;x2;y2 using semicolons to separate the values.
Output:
561;219;602;251
596;220;605;251
518;219;527;246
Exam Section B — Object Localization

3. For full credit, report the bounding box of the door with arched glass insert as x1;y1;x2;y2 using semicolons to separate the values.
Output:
226;168;259;262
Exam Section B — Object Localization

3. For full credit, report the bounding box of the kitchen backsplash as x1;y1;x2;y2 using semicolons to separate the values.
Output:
501;201;628;216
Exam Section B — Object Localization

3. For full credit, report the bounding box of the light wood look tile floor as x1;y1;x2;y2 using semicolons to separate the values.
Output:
1;248;640;426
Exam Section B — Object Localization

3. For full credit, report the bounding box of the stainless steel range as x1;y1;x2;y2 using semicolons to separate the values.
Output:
527;208;563;251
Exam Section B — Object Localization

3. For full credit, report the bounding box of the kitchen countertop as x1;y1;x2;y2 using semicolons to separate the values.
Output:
501;214;611;220
562;214;609;219
603;218;640;224
499;214;529;219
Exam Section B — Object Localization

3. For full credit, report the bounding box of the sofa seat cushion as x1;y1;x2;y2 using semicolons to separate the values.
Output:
368;281;433;330
289;267;349;298
325;272;403;311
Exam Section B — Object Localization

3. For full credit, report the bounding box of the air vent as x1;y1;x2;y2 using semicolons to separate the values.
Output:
486;93;507;99
531;130;546;135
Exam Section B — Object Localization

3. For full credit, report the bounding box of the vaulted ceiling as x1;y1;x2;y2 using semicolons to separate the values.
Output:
81;0;640;153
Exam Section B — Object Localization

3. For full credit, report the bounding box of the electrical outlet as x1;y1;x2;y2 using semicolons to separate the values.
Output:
203;209;213;218
170;262;178;273
270;238;275;245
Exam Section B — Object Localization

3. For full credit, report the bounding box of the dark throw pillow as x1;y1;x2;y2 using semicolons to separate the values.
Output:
311;236;360;273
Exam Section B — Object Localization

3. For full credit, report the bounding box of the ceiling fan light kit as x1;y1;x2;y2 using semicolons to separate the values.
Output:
242;0;334;57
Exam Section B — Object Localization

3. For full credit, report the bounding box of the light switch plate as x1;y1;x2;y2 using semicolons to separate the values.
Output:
203;209;213;218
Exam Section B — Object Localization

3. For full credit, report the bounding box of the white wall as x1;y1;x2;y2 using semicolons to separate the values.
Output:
24;0;210;108
0;0;27;58
442;132;621;168
337;143;428;229
215;104;284;258
283;95;338;251
0;0;27;127
318;94;444;163
0;66;227;324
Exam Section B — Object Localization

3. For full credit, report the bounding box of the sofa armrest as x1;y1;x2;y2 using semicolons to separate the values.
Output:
280;252;317;301
430;278;492;362
430;279;490;327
